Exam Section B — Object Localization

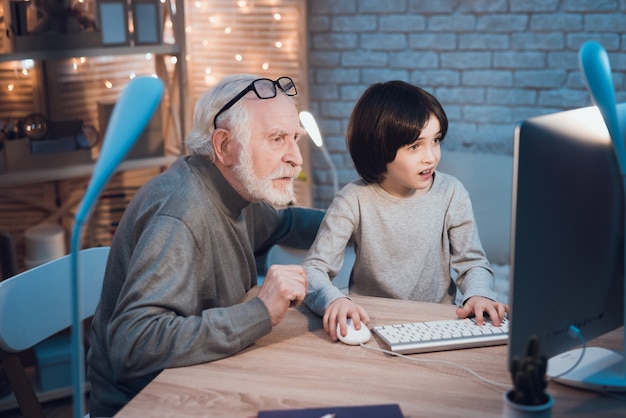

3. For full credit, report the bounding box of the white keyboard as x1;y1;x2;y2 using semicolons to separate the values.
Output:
371;317;509;354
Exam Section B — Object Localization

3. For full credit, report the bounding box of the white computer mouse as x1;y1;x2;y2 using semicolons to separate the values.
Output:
336;318;371;345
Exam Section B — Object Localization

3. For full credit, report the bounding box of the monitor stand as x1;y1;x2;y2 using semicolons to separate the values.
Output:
547;346;626;392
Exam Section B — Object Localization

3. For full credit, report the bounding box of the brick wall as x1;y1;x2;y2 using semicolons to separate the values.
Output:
306;0;626;208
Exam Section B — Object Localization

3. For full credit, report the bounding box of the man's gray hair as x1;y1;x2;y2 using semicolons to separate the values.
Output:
185;74;259;160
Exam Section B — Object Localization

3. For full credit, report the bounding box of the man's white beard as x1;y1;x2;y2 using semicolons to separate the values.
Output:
232;146;301;206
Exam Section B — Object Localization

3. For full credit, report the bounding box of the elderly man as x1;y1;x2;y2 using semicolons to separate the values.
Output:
87;74;323;416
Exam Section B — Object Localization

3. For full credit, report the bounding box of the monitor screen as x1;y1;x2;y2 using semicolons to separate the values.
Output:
508;104;626;391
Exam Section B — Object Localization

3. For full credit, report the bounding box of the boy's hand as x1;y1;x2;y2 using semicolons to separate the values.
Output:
456;296;509;326
323;297;370;341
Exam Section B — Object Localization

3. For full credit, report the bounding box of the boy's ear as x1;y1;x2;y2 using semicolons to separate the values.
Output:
212;128;235;166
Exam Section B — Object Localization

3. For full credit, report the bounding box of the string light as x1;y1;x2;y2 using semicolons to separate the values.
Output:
104;80;113;89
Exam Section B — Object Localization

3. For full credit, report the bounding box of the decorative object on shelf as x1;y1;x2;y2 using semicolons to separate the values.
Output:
0;115;98;174
98;0;130;46
3;0;100;52
30;0;96;34
505;335;553;417
22;112;48;140
131;0;163;45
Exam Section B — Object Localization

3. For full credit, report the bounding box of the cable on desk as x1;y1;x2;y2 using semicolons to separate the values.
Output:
547;324;587;382
359;343;511;389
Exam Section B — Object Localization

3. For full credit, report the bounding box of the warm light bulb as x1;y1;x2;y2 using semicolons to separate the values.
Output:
104;80;113;89
7;83;14;92
275;41;283;48
225;26;232;34
261;62;269;70
274;13;281;20
235;54;243;61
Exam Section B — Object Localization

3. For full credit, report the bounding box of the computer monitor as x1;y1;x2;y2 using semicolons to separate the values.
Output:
508;104;626;392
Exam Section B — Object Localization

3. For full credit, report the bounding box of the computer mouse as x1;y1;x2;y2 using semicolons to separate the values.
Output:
336;318;371;345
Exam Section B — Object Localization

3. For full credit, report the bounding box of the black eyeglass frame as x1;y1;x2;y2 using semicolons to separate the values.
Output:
212;77;297;129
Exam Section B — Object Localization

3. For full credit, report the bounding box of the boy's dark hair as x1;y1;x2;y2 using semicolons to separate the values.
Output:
346;80;448;184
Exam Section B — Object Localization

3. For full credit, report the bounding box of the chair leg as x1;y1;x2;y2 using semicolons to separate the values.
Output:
0;349;46;418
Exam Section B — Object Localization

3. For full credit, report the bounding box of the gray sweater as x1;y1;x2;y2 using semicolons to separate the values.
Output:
87;155;323;417
304;171;496;316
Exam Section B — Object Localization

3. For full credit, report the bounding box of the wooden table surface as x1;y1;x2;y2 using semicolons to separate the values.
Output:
115;295;625;417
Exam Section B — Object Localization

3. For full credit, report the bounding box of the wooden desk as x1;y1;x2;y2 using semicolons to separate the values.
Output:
115;296;625;418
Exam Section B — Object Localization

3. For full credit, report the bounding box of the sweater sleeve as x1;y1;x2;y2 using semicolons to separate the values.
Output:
446;184;497;303
303;194;355;316
105;215;271;379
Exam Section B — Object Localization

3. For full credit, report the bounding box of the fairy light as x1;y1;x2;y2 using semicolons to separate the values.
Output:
235;54;243;62
237;1;247;7
225;26;232;34
7;84;14;92
170;56;178;64
20;59;34;70
274;13;281;21
104;80;113;89
261;62;269;70
274;41;282;48
194;1;201;8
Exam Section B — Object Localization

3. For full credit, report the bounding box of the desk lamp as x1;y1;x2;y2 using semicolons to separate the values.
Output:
70;76;164;418
299;111;339;195
578;41;626;384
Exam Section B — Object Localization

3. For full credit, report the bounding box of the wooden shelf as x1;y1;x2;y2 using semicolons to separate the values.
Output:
0;155;177;188
0;43;181;63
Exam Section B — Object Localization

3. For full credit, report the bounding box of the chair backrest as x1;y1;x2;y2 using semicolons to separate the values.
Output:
0;246;109;418
0;246;110;353
264;245;355;293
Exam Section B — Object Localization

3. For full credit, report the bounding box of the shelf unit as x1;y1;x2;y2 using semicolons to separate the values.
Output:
0;0;189;262
0;4;189;409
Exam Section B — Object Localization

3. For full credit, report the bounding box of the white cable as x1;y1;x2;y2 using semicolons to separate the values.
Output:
359;343;511;389
547;324;587;381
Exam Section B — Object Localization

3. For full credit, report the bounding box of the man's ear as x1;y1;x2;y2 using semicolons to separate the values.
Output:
212;128;235;166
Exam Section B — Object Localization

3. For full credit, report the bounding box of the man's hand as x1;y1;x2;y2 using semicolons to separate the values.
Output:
257;264;308;326
456;296;509;326
323;297;370;341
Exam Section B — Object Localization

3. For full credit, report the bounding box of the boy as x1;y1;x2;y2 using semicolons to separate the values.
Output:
303;81;509;341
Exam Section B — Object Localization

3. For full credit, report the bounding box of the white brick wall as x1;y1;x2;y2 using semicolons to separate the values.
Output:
306;0;626;208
